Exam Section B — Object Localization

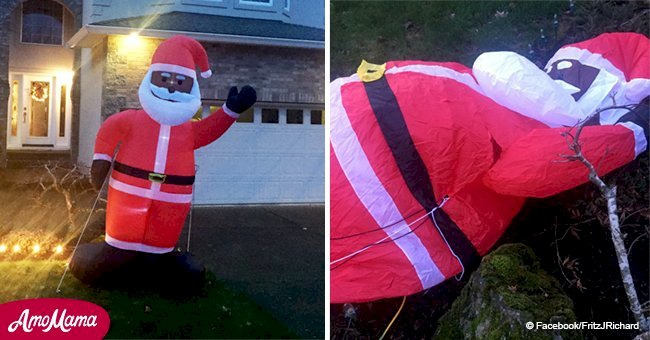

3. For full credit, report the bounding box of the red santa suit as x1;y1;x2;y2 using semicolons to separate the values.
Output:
93;108;237;253
330;32;649;303
92;35;240;254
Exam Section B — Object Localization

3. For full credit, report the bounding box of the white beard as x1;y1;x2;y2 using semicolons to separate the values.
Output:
138;69;201;126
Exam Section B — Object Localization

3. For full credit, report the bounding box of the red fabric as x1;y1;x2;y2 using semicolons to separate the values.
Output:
330;149;424;302
483;125;636;198
106;188;191;248
388;71;494;196
331;66;525;303
444;180;525;255
193;109;239;149
341;79;465;278
330;35;646;303
150;35;211;75
94;108;236;249
567;32;650;81
387;60;474;75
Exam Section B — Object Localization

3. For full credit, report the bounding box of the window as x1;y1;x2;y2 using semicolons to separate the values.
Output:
284;0;290;11
181;0;226;7
240;0;272;6
21;0;64;45
262;108;279;123
10;81;18;137
310;110;323;125
287;109;303;124
237;107;254;123
59;85;66;137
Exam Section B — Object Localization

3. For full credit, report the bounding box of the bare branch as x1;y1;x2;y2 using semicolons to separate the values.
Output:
561;104;649;331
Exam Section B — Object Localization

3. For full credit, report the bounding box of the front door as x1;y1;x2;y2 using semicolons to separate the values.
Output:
7;72;71;149
24;74;54;146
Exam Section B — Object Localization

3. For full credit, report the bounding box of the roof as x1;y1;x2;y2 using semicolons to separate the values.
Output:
92;11;324;42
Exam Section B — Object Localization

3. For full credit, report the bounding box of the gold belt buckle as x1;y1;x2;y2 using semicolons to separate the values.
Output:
148;172;166;183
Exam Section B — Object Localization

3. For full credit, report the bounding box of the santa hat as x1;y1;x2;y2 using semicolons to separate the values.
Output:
149;35;212;79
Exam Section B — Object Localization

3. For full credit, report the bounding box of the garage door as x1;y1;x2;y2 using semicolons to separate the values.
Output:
193;104;324;205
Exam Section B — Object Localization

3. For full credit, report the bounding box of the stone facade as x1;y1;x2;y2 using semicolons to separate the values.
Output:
101;35;324;119
0;0;83;167
102;35;160;119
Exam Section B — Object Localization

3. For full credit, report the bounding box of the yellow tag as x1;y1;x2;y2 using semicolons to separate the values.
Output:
356;60;386;82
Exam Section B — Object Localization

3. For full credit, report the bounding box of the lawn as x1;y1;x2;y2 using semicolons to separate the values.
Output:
0;171;295;338
331;1;566;79
0;259;296;338
331;1;649;79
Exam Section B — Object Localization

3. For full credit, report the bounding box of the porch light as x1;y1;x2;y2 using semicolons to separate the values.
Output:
56;70;74;83
126;31;141;48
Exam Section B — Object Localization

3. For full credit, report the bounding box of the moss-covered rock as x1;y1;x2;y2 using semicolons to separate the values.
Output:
436;243;581;340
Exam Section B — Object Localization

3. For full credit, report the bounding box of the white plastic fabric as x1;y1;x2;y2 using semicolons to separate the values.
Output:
473;51;587;127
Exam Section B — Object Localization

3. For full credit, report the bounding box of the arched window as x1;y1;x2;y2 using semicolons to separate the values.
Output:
21;0;63;45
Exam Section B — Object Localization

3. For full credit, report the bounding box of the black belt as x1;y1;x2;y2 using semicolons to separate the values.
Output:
364;76;480;272
113;161;195;186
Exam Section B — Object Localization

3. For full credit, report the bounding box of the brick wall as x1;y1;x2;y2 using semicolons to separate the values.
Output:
201;43;325;104
0;3;13;168
101;35;325;119
102;35;159;119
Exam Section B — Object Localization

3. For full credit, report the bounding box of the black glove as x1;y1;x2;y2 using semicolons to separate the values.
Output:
226;85;257;114
91;160;111;190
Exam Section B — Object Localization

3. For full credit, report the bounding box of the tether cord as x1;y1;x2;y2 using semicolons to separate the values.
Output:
330;207;435;266
330;197;448;266
186;165;199;252
330;208;422;241
379;296;407;340
56;163;111;293
330;216;430;272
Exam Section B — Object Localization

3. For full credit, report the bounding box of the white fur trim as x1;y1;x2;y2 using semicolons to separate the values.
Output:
474;51;586;127
154;125;171;174
149;63;197;78
138;69;202;126
625;78;650;102
109;177;193;203
546;46;625;80
222;104;241;119
105;234;174;254
618;122;647;158
201;69;212;78
93;153;113;162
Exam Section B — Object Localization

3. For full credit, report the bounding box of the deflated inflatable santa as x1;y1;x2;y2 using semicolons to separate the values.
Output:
70;35;256;292
330;32;648;303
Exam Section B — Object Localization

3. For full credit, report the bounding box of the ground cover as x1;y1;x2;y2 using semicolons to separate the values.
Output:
0;259;295;338
0;169;297;338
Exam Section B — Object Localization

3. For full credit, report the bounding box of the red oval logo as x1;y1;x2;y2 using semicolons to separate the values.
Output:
0;298;110;339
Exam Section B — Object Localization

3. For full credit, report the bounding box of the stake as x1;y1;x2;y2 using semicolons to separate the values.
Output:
55;165;110;293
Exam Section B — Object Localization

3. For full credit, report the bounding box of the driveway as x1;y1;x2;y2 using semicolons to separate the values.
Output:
179;204;325;339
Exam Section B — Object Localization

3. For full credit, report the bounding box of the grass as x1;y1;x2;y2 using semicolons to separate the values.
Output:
331;1;566;79
0;260;296;339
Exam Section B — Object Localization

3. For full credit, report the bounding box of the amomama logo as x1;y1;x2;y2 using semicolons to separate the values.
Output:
0;298;110;339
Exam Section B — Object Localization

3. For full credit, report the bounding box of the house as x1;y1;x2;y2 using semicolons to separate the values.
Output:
0;0;325;204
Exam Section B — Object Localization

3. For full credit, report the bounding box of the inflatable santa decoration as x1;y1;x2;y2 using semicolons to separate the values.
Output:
330;32;648;303
70;35;256;290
